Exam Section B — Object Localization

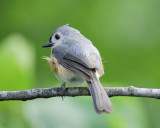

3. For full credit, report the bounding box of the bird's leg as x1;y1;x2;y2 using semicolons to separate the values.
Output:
60;82;66;100
61;82;66;91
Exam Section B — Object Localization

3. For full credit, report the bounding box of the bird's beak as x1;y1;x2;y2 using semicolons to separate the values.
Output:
42;42;54;48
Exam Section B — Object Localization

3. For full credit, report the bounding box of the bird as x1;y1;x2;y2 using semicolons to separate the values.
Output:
42;24;113;114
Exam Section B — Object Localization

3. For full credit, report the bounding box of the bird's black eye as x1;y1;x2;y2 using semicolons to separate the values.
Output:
55;34;60;40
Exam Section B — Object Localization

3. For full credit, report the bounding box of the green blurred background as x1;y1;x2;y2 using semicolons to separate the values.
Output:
0;0;160;128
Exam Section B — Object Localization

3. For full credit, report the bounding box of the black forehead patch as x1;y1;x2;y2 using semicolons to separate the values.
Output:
49;36;52;42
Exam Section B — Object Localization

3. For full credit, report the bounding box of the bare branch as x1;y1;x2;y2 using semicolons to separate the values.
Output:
0;86;160;101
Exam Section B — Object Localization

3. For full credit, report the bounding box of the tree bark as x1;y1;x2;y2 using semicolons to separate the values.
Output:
0;86;160;101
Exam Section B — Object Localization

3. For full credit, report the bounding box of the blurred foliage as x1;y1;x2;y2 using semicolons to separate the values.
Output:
0;35;35;127
0;0;160;128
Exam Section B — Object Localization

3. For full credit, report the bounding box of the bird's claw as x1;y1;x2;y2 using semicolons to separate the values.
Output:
60;82;66;100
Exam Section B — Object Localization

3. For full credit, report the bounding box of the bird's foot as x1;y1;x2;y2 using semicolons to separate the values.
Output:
61;82;66;91
60;82;66;100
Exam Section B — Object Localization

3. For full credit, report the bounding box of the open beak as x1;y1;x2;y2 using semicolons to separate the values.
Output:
42;42;54;48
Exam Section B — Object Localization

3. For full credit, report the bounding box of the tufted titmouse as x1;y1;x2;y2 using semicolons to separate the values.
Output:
42;24;113;114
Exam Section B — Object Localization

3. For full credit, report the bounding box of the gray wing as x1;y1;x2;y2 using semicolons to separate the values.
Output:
61;54;93;81
52;40;104;81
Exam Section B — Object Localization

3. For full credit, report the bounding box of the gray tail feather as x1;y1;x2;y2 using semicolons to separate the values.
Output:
87;73;113;114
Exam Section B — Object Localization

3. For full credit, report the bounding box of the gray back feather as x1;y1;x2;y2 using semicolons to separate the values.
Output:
52;26;104;76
